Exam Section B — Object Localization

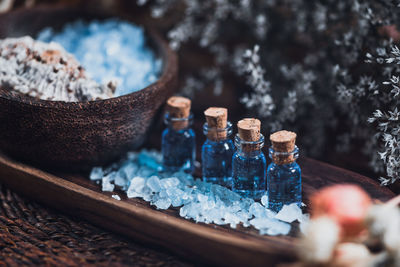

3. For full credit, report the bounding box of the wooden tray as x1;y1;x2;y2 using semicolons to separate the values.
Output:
0;152;394;266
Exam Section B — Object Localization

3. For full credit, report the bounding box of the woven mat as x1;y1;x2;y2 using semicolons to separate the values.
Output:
0;183;191;266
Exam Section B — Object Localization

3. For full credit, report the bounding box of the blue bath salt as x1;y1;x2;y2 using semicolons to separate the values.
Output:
90;149;310;236
37;19;162;96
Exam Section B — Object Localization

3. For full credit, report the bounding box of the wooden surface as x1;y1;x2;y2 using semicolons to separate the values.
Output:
0;152;395;267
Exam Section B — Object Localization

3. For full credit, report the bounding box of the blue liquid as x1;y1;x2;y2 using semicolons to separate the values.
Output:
267;162;301;212
232;152;266;199
202;139;235;188
162;128;195;173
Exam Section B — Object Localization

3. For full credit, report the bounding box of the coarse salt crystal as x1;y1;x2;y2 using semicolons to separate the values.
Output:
112;194;121;200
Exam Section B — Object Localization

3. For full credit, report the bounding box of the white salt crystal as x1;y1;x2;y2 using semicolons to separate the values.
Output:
275;203;303;223
209;209;224;225
126;177;146;198
197;193;208;203
261;195;268;207
230;202;241;213
159;189;168;199
130;177;146;192
240;198;255;210
120;162;138;179
160;177;180;189
90;167;103;181
147;176;161;193
250;217;275;230
112;194;121;200
249;202;268;218
102;175;115;192
141;187;153;202
186;203;201;220
126;190;140;199
265;220;291;236
225;213;240;229
236;211;251;222
114;172;128;188
179;205;188;218
250;217;291;236
167;188;185;207
172;171;195;186
195;215;206;223
211;184;241;203
202;199;216;210
154;198;172;209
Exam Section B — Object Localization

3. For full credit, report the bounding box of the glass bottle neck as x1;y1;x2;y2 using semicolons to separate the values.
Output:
269;146;299;165
234;134;264;156
164;113;193;131
203;121;233;142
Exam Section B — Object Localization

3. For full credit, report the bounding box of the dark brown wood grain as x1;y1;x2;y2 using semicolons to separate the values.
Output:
0;6;178;171
0;152;394;266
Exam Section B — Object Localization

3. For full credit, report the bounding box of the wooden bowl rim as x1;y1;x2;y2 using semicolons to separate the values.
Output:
0;5;177;110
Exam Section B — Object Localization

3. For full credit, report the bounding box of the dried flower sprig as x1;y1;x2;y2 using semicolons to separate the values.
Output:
138;0;400;183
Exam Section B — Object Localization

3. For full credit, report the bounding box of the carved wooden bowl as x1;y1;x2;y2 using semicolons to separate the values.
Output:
0;6;178;170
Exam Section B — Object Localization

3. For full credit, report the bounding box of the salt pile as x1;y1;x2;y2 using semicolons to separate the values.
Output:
0;36;114;101
38;19;162;97
90;150;309;236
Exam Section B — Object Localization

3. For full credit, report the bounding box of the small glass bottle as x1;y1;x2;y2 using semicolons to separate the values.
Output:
202;107;235;187
267;130;302;212
232;118;266;199
162;96;196;174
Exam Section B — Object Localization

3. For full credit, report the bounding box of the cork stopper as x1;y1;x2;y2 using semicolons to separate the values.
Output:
238;118;261;141
166;96;191;130
204;107;228;141
237;118;261;152
270;130;297;165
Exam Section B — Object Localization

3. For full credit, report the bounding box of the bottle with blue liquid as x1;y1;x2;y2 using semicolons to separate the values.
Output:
232;118;266;199
202;107;235;187
162;96;195;174
267;130;302;212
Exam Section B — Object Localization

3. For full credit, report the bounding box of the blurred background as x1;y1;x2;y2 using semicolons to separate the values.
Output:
2;0;400;192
